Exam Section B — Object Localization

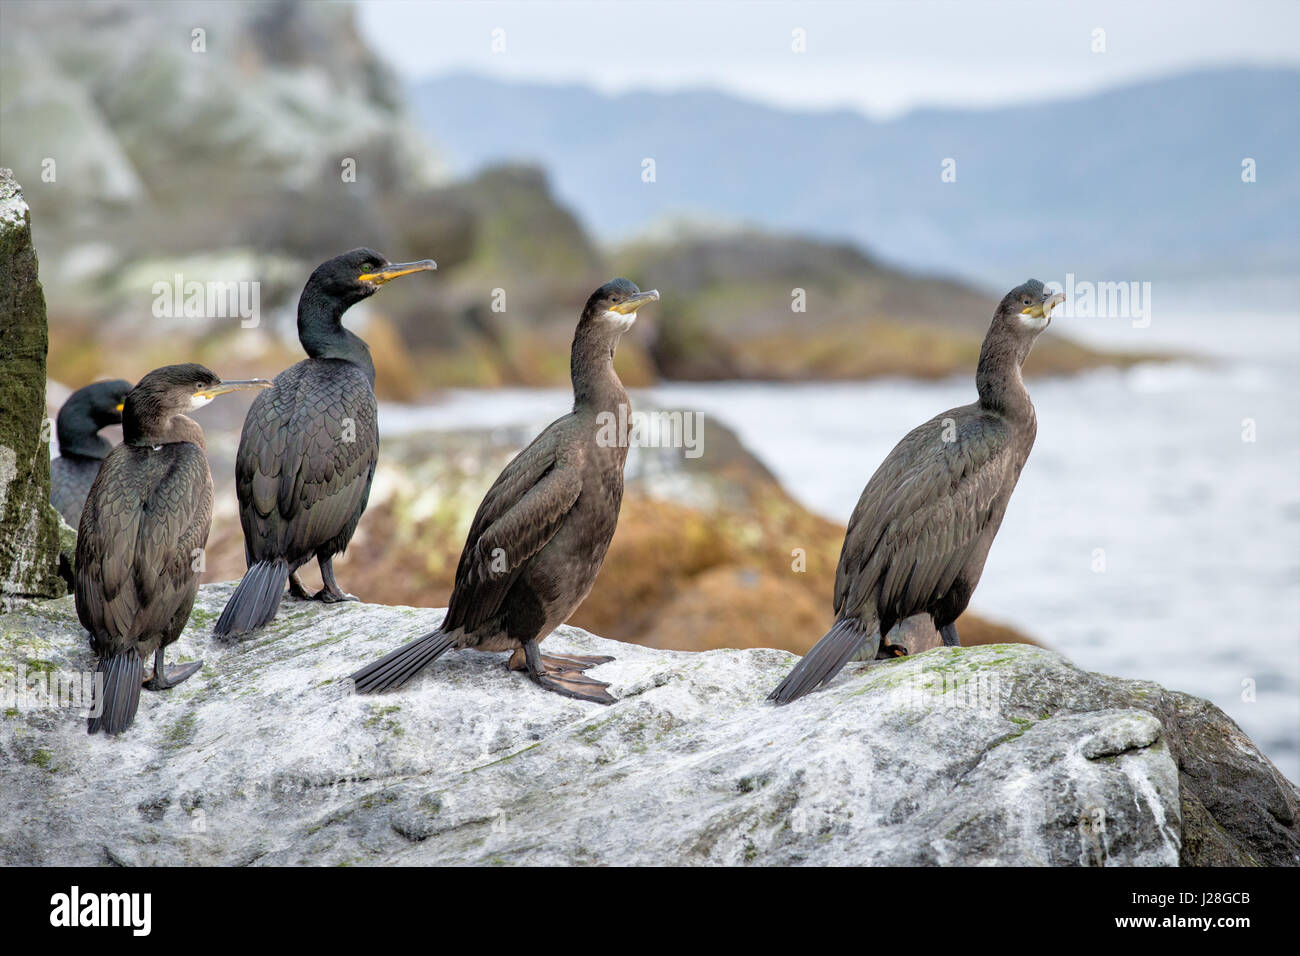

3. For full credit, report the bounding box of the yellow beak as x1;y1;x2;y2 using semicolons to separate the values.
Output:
194;379;273;401
1022;291;1066;319
608;289;661;315
358;259;437;285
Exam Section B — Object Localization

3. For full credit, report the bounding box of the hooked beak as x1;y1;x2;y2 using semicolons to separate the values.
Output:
608;289;661;315
194;379;273;401
1022;290;1066;319
358;259;437;286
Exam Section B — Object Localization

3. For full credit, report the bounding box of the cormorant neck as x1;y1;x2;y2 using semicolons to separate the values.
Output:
976;317;1037;421
56;418;112;460
297;288;376;386
124;413;206;450
571;318;628;413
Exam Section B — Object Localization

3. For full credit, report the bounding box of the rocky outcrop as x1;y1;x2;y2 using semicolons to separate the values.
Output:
0;0;460;387
3;0;1163;395
0;170;65;604
613;231;1166;382
1;587;1294;865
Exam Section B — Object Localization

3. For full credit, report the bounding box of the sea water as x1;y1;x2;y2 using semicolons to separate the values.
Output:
380;285;1300;781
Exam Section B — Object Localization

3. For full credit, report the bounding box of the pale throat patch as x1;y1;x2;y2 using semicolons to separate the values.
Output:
189;394;214;411
602;309;637;331
1018;312;1051;331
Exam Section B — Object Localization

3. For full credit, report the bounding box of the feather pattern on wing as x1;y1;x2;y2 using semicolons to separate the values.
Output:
234;358;378;565
75;442;212;657
834;407;1023;636
443;428;585;635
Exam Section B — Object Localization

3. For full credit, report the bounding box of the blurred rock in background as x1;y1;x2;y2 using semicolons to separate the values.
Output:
2;0;1152;401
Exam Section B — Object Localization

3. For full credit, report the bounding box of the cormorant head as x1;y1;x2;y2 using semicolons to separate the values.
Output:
56;378;131;458
123;363;271;444
582;278;660;332
304;248;438;311
60;379;131;430
997;279;1065;334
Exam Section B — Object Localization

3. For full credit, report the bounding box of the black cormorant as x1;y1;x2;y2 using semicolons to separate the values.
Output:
769;279;1065;704
213;248;435;638
349;279;660;704
76;364;271;734
50;378;131;527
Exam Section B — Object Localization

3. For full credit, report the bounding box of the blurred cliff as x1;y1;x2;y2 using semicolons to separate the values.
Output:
1;0;1147;398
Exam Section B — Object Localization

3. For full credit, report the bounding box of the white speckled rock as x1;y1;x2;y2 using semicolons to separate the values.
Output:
1;585;1295;866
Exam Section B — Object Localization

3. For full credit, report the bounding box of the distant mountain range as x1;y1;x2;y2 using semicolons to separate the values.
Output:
410;68;1300;286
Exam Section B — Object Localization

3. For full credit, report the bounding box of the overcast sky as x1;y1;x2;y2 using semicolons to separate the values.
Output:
358;0;1300;118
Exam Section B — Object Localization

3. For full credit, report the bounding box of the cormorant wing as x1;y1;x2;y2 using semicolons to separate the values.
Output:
236;362;378;561
443;428;585;634
834;410;1014;631
76;445;211;647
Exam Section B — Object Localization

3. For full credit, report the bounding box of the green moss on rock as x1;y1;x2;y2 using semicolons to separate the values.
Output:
0;170;66;603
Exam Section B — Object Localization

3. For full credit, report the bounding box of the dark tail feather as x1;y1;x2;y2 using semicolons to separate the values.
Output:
88;652;144;735
768;618;875;704
350;630;455;694
214;559;290;638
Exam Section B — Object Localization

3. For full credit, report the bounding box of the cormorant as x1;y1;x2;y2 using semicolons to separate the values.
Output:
769;279;1065;704
349;279;660;704
49;378;131;527
76;364;271;734
213;248;436;638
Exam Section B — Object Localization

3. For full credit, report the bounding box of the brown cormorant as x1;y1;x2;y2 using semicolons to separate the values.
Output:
349;279;660;704
213;248;435;638
50;379;131;528
769;279;1065;704
76;364;271;734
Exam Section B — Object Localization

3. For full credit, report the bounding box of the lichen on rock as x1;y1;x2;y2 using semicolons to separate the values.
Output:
0;585;1293;866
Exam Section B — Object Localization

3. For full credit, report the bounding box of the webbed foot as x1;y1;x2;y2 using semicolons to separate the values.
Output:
143;655;202;691
519;643;616;704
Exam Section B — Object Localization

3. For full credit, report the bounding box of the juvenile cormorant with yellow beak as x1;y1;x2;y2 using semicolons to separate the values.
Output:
350;279;659;704
770;280;1065;703
77;364;271;734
